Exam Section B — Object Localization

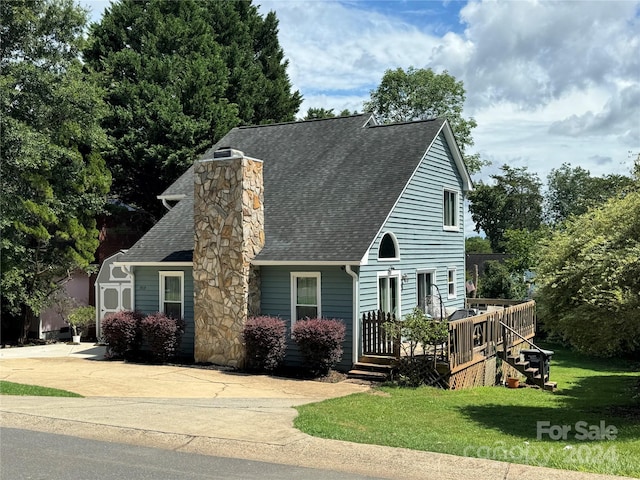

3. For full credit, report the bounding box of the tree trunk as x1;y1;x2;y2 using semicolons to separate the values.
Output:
19;304;35;344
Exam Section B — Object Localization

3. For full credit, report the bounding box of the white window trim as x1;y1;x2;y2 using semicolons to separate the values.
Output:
290;272;321;327
159;271;184;319
443;188;460;232
377;231;400;262
376;270;402;316
447;268;457;300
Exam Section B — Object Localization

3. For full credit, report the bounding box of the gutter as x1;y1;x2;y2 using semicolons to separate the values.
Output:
345;265;359;365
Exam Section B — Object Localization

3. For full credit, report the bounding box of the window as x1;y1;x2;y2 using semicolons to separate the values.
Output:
291;272;321;322
447;268;457;299
443;189;459;230
159;271;184;319
378;232;399;260
378;272;400;315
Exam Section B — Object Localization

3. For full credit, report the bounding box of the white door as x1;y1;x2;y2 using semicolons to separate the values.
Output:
99;283;132;319
378;272;400;316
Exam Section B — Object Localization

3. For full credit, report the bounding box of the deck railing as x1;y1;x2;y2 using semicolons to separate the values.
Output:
448;299;536;372
360;300;536;373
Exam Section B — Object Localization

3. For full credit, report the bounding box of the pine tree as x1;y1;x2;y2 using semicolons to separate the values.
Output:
84;0;301;217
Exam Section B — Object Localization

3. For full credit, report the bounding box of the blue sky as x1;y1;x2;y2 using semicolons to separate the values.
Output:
85;0;639;235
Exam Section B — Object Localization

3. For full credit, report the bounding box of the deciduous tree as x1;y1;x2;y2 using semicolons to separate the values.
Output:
468;165;543;252
302;107;357;120
1;0;111;342
465;236;492;254
536;190;640;356
364;67;483;173
303;107;336;120
545;163;634;225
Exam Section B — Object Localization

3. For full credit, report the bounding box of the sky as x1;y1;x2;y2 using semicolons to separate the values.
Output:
84;0;639;233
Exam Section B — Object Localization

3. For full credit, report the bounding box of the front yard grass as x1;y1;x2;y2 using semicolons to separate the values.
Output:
294;344;640;477
0;380;82;397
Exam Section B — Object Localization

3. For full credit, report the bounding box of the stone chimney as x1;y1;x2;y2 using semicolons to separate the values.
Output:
193;148;264;367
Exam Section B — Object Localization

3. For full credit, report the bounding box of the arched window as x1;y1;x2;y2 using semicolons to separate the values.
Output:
378;232;399;260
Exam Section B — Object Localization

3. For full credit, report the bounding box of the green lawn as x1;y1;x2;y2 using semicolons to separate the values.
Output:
295;344;640;477
0;380;82;397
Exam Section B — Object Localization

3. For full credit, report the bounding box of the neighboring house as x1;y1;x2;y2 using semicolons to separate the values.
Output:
106;114;472;370
37;269;92;340
465;253;508;284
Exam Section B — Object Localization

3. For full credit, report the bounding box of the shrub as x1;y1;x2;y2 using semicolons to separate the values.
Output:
101;310;144;358
67;306;95;338
243;316;287;372
140;313;185;362
292;318;346;375
384;307;449;386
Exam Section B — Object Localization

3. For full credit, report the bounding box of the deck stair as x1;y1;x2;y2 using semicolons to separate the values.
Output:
501;349;556;391
348;355;395;381
498;320;557;391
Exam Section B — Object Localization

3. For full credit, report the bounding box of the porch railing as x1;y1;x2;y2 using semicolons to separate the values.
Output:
361;310;401;357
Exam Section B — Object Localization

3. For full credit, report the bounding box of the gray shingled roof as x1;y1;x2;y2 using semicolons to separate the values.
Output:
121;114;457;264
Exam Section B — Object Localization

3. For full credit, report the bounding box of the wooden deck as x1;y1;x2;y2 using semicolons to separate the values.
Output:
357;299;545;389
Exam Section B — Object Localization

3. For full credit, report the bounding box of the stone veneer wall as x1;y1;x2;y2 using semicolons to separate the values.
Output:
193;152;264;367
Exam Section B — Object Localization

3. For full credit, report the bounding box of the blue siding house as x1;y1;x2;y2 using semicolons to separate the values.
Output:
106;114;472;370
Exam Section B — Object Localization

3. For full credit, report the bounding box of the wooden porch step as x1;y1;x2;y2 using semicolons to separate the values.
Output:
359;355;396;365
347;369;389;381
353;362;394;371
544;381;558;391
514;360;530;368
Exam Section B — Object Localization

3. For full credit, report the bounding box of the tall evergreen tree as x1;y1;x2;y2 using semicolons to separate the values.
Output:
84;0;301;217
1;0;111;342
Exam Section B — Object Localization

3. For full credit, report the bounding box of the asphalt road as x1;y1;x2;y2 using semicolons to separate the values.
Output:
0;427;385;480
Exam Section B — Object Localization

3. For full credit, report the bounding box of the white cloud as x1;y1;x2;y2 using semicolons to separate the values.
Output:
435;0;640;109
549;84;640;144
259;0;441;96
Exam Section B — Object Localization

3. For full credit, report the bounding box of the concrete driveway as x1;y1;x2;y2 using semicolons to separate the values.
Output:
0;342;366;399
0;343;629;480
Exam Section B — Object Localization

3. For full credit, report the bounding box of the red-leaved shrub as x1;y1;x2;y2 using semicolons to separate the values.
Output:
140;313;185;362
101;310;144;358
292;318;346;375
243;316;287;372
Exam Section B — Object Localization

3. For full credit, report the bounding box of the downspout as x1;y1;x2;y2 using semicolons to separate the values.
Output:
161;198;172;211
345;265;359;365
